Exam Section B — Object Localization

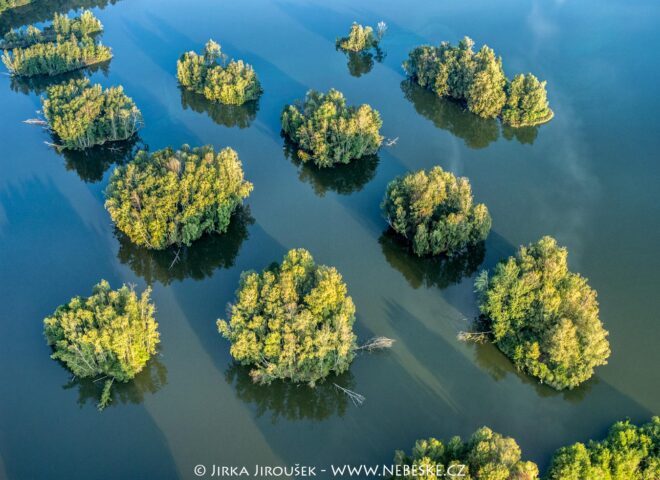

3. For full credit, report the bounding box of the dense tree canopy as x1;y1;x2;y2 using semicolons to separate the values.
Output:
0;0;31;15
43;280;160;409
177;39;261;105
42;78;142;149
105;144;252;250
281;88;383;168
2;33;111;76
392;427;539;479
547;417;660;480
403;36;552;126
475;236;610;390
217;248;358;386
381;166;491;257
336;21;386;52
0;10;102;48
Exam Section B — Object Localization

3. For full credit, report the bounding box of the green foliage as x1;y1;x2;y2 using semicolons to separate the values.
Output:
392;427;539;479
0;10;102;49
336;22;384;52
0;0;31;15
105;144;253;250
217;248;358;386
42;78;142;149
502;74;554;127
43;280;160;409
2;33;111;77
281;88;383;168
381;166;491;257
547;417;660;480
403;36;552;126
176;39;262;105
475;236;610;389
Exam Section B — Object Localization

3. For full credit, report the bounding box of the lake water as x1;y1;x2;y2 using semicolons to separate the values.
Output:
1;0;659;478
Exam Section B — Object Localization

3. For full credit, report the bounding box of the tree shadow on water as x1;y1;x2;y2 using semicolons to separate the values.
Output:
116;206;254;286
379;229;486;290
9;60;110;96
179;87;259;129
340;47;385;78
283;139;380;196
225;364;354;423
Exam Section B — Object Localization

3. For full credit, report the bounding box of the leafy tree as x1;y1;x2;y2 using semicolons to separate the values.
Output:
177;39;262;105
0;0;31;15
217;248;358;386
0;10;102;49
392;427;539;479
404;36;552;127
43;280;160;410
105;144;252;250
502;74;553;127
547;417;660;480
42;78;142;149
281;88;383;168
336;21;385;52
381;166;491;257
475;236;610;389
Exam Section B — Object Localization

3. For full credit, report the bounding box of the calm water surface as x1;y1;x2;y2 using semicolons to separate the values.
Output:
1;1;659;478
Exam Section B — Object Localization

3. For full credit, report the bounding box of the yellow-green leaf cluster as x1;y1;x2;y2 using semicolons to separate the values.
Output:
0;10;102;49
336;22;380;52
218;249;358;386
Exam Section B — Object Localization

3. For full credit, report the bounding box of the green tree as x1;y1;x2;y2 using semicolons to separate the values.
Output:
281;88;383;168
105;144;253;250
0;10;102;49
547;417;660;480
217;248;358;386
43;280;160;410
467;46;506;118
502;74;553;127
336;22;384;52
475;236;610;389
176;39;261;105
381;166;491;257
392;427;539;479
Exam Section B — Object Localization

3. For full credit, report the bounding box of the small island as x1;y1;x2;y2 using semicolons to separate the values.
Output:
393;427;539;479
217;248;359;386
336;21;386;53
0;10;102;49
381;166;491;257
42;78;142;149
281;89;383;168
474;236;611;389
177;39;262;105
43;280;160;410
105;144;253;250
404;36;553;127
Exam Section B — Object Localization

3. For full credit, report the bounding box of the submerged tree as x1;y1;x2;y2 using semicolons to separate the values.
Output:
281;89;383;168
177;39;262;105
381;166;491;257
547;417;660;480
474;236;610;390
403;36;552;127
336;21;385;52
0;10;102;49
42;78;142;149
43;280;160;410
392;427;539;479
105;144;253;250
218;249;359;386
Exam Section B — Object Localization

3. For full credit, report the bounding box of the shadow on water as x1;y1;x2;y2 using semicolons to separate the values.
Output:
8;60;110;96
283;138;380;196
61;355;168;410
225;364;354;423
339;47;385;78
179;87;259;129
116;206;254;286
401;80;540;149
379;229;486;290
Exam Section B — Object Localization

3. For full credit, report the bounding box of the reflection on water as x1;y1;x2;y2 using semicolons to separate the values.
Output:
116;206;254;285
401;80;540;149
62;356;167;409
379;229;485;289
0;0;123;34
9;61;110;96
225;364;353;423
341;47;385;78
283;139;379;196
179;88;258;129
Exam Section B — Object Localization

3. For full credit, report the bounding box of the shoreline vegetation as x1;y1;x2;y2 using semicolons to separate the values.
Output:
336;21;386;53
404;36;553;127
177;39;262;105
0;10;102;49
0;0;31;15
42;78;142;149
